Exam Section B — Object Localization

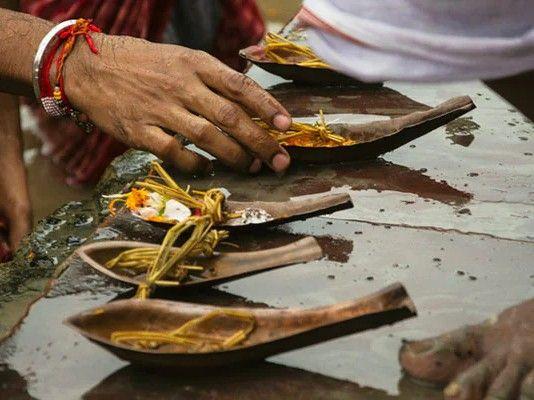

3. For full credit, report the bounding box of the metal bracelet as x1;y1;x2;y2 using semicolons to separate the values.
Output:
32;20;78;102
32;20;94;133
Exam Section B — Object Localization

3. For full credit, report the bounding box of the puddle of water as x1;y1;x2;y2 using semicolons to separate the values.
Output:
1;218;532;399
21;106;92;224
293;188;534;241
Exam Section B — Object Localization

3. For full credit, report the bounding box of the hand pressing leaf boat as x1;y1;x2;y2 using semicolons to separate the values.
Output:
105;161;352;228
256;96;476;163
240;31;374;85
65;283;416;368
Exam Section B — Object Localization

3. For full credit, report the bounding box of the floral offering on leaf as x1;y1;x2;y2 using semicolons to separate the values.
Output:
103;161;236;299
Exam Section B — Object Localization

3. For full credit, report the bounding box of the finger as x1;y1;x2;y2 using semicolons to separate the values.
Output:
194;52;292;131
162;109;254;173
6;206;32;251
519;369;534;400
185;85;291;172
484;360;525;400
444;354;506;400
400;325;486;385
138;126;212;175
8;218;31;251
0;219;11;262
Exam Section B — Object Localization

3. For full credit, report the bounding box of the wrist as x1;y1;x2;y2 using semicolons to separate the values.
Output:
61;32;107;119
33;19;102;132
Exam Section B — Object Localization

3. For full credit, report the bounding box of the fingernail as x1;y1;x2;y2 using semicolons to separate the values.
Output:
444;382;461;398
249;158;262;174
273;113;291;131
271;152;290;172
404;339;435;355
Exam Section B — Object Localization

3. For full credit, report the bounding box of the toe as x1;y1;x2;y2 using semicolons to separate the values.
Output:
443;353;506;400
400;326;484;385
484;360;525;400
519;369;534;400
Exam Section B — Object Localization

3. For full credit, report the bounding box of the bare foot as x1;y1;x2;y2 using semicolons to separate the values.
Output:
399;298;534;399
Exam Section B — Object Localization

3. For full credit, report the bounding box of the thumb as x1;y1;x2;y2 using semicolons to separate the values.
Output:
0;219;12;262
6;206;32;251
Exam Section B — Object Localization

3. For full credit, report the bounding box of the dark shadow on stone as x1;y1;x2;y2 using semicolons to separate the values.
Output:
82;362;388;400
0;364;37;400
445;117;479;147
82;362;443;400
330;160;472;206
118;286;273;309
268;84;430;117
165;158;472;207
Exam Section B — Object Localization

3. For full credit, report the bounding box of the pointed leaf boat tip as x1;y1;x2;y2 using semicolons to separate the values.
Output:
223;192;353;227
64;282;417;368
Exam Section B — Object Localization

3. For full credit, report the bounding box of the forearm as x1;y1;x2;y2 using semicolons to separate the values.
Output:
0;90;21;141
0;91;32;250
1;6;293;176
0;92;26;191
0;7;52;96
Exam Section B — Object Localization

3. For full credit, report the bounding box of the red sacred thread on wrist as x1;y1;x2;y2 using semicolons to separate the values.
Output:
36;18;101;132
35;19;101;132
54;19;101;107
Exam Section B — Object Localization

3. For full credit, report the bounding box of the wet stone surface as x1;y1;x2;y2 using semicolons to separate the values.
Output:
0;68;533;399
0;151;156;340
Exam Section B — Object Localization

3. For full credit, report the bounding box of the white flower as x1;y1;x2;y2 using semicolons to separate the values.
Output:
161;199;191;222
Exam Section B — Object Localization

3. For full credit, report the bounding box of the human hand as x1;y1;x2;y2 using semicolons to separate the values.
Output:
64;35;292;175
0;182;32;255
0;93;32;259
0;221;11;262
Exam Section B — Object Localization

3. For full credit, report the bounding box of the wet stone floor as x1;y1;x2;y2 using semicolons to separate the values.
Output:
0;67;533;399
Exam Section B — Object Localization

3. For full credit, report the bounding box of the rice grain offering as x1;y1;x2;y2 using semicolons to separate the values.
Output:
262;32;330;69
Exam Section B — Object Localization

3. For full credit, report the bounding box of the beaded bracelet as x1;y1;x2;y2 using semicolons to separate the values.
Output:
32;19;101;133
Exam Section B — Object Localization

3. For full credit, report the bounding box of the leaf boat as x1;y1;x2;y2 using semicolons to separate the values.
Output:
65;283;416;368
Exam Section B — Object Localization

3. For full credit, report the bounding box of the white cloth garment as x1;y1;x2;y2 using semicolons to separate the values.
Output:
302;0;534;82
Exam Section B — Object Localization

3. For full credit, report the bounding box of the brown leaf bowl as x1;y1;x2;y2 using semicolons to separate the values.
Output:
77;237;323;289
65;283;416;368
223;192;352;228
240;44;380;86
124;192;353;229
284;96;476;164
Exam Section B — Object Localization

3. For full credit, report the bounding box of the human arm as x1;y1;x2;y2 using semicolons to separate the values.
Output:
0;7;292;174
0;92;32;252
0;0;31;256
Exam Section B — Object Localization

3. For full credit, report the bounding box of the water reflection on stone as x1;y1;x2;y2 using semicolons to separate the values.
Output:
0;364;37;400
445;116;479;147
82;363;441;400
